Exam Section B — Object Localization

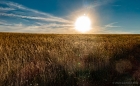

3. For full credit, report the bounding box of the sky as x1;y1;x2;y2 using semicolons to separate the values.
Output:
0;0;140;34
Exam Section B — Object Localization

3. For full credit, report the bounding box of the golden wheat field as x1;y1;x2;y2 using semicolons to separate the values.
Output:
0;32;140;86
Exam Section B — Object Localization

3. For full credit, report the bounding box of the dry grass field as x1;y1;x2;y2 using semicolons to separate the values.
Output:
0;33;140;86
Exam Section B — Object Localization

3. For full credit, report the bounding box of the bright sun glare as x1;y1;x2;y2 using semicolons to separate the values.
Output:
75;15;91;33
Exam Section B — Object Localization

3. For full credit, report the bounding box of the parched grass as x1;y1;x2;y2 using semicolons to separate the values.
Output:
0;33;140;86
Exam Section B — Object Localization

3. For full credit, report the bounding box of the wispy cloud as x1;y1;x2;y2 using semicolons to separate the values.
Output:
0;7;15;11
0;13;71;23
0;1;75;33
112;5;121;7
0;21;12;26
87;22;123;34
0;22;76;34
0;1;71;23
94;22;133;34
105;22;121;28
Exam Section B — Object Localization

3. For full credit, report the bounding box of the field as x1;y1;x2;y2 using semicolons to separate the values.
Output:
0;33;140;86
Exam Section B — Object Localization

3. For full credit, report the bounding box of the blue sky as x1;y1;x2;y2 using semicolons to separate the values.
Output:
0;0;140;34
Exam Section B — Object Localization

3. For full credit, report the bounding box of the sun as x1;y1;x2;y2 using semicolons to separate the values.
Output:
75;15;91;33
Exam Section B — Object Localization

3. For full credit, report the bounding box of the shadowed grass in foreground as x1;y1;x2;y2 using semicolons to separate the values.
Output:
0;33;140;86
